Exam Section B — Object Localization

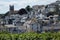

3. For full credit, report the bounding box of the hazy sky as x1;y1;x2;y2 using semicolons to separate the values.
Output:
0;0;57;14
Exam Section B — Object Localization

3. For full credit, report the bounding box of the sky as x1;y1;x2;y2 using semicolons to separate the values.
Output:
0;0;57;14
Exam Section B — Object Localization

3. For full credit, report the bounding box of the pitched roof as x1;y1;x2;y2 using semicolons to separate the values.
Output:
4;10;18;16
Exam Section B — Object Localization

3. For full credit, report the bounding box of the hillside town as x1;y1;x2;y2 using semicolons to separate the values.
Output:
0;0;60;33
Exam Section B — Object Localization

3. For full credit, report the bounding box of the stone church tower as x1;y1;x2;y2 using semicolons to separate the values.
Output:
9;5;14;14
10;5;14;11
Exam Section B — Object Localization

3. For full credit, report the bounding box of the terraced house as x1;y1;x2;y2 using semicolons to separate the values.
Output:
0;0;60;33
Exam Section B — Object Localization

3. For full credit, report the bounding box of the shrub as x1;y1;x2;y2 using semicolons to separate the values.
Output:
0;32;60;40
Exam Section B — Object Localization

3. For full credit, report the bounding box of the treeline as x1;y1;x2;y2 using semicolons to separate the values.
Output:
0;32;60;40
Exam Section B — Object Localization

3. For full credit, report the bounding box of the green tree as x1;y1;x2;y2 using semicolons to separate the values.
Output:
25;5;32;12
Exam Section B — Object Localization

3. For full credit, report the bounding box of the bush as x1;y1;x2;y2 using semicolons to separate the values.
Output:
0;34;11;40
0;32;60;40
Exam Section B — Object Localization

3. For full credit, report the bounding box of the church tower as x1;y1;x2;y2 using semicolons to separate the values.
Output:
9;5;14;14
9;5;14;11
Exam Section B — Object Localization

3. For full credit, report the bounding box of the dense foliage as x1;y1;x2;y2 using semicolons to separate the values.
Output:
0;32;60;40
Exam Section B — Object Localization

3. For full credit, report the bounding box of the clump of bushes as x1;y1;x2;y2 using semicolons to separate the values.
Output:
0;32;60;40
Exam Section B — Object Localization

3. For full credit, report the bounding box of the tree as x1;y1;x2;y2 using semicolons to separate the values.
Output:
18;8;27;15
25;5;32;12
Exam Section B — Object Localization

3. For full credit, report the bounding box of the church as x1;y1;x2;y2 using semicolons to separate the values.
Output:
4;5;28;26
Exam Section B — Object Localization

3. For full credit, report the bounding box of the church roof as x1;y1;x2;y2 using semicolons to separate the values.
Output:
4;10;18;17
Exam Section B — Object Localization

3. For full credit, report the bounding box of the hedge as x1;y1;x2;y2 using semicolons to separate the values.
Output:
0;32;60;40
